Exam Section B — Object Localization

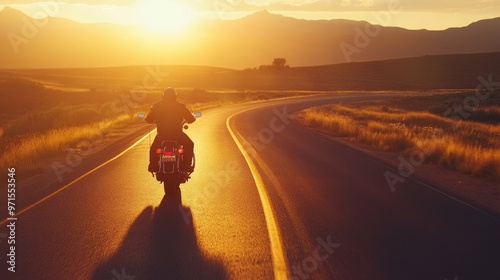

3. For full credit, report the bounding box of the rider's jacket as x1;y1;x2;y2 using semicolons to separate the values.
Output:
145;101;196;137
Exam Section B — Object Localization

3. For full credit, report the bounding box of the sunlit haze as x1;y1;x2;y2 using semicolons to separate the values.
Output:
1;0;500;30
1;2;500;278
137;0;194;33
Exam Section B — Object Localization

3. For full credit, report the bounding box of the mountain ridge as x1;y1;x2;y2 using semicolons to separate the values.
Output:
1;7;499;69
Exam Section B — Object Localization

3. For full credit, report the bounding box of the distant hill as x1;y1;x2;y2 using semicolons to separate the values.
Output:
1;7;499;69
177;52;500;90
2;53;499;91
0;64;232;91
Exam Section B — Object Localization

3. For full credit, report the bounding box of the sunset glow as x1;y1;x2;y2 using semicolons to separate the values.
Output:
1;0;499;31
137;0;193;33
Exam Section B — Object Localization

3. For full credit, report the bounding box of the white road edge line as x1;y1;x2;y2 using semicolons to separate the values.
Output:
0;129;157;227
227;109;289;280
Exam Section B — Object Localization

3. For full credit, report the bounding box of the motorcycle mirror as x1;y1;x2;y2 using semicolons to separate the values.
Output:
137;113;145;118
193;112;202;118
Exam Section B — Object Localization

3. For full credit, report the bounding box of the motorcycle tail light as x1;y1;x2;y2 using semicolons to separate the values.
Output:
164;151;173;156
156;148;162;154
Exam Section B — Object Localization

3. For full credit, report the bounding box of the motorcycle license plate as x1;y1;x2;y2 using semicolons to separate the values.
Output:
162;155;176;162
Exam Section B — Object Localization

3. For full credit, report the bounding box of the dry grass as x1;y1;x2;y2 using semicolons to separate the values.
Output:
0;113;141;174
298;97;500;182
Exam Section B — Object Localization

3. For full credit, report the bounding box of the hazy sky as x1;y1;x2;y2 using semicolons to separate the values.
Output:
1;0;500;30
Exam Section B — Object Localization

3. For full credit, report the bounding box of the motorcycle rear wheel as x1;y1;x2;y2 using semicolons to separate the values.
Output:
164;175;180;195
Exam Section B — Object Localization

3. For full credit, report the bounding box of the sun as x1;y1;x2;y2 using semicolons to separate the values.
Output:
138;0;193;33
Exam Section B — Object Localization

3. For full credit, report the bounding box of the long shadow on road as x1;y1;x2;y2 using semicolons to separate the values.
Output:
92;194;229;280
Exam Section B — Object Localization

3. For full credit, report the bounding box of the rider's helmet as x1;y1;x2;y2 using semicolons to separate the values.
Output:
162;87;177;101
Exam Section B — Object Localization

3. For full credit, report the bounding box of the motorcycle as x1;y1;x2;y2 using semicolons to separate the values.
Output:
150;112;202;194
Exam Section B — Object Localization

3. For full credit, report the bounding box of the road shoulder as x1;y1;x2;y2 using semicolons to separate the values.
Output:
294;123;500;219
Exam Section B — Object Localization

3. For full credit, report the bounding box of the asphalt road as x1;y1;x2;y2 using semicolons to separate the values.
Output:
2;95;500;280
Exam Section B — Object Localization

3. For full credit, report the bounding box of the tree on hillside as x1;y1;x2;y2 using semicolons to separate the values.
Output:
259;58;289;70
272;58;288;69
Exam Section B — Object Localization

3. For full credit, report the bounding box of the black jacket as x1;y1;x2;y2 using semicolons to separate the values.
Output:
145;100;196;137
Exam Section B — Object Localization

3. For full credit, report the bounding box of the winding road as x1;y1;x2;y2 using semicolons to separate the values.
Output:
2;95;500;280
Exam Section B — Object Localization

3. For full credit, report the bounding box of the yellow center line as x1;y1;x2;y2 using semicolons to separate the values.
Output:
0;129;156;227
226;108;289;280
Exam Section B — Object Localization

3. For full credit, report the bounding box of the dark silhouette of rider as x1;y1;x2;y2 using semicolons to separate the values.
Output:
146;87;196;173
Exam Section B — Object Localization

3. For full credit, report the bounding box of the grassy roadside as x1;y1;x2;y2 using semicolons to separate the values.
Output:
0;80;317;175
297;91;500;182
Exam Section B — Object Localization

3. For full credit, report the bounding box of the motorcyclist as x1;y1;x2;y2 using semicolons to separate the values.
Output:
145;87;196;173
